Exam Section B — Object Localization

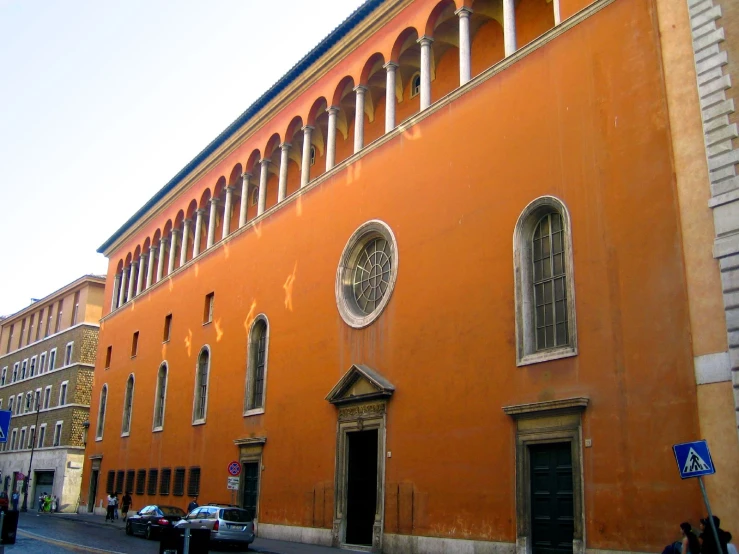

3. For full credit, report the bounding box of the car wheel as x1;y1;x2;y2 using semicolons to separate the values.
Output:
145;524;153;540
125;521;133;536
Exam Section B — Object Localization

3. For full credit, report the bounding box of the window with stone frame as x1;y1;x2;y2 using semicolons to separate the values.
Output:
30;357;36;377
53;421;62;446
1;367;6;386
39;352;46;373
64;342;73;366
411;73;421;97
37;424;46;448
153;363;167;430
44;386;52;409
48;349;57;371
513;196;577;366
21;359;27;379
96;385;108;440
245;317;269;413
121;375;134;435
59;382;68;406
19;428;26;450
192;348;210;423
12;363;18;382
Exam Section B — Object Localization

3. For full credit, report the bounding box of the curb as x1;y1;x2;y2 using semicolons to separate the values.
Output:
49;513;126;531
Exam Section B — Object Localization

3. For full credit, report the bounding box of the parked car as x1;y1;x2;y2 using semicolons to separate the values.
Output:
125;504;186;540
0;492;8;512
174;504;255;547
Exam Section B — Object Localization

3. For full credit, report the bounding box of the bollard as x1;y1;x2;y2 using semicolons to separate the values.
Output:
183;527;190;554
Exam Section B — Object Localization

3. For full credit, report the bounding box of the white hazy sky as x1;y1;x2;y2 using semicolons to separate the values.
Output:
0;0;366;316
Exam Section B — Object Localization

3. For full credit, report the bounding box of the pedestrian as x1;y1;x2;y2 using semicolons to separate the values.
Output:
11;490;19;511
113;493;119;520
186;495;199;513
662;523;700;554
105;493;116;522
51;495;58;512
37;492;45;513
121;492;132;522
43;494;51;512
727;532;737;554
699;515;731;554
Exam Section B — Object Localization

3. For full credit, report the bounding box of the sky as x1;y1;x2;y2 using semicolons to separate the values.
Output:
0;0;366;317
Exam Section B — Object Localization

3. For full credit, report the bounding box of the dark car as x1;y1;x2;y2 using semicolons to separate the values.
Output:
0;492;8;513
125;505;186;540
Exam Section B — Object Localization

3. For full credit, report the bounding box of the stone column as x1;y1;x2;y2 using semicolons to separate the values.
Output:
127;262;137;300
136;254;146;295
418;36;434;110
180;219;191;267
326;106;339;170
168;229;179;274
239;173;251;227
301;126;314;188
384;62;398;133
222;186;235;240
354;86;367;153
111;274;121;311
278;144;291;202
503;0;516;57
456;7;472;85
193;209;204;258
157;239;166;282
207;198;219;248
553;0;561;25
146;245;156;288
258;159;270;216
118;268;128;307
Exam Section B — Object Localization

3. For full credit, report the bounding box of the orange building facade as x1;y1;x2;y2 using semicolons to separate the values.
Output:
83;0;739;552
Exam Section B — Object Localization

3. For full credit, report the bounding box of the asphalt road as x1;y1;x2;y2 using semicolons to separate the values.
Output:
8;512;354;554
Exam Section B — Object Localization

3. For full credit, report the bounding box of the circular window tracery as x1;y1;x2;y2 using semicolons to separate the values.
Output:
336;220;398;328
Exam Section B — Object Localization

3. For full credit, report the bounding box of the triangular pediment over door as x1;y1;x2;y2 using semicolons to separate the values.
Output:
325;364;395;406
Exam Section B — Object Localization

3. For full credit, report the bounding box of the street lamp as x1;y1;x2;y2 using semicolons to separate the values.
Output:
20;403;41;512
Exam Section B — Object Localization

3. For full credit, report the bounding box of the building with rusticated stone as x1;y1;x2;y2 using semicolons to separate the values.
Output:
0;275;105;512
82;0;738;552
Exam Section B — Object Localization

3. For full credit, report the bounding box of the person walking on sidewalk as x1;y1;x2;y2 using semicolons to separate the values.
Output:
121;492;132;522
186;496;199;514
11;491;19;511
105;493;116;522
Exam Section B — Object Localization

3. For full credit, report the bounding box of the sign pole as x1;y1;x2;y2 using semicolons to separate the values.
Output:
697;477;722;550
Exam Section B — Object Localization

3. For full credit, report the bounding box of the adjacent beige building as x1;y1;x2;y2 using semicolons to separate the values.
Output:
0;275;104;512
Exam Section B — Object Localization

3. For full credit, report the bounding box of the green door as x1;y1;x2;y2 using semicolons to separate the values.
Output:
530;443;574;554
241;462;259;521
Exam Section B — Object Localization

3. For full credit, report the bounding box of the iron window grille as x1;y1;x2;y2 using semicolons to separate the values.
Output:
135;470;146;495
116;470;125;494
187;467;201;497
147;469;158;496
125;470;135;495
160;468;172;495
173;467;186;496
106;471;115;494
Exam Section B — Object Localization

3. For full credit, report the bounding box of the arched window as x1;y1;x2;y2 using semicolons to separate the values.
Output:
121;375;134;435
153;363;168;430
250;186;259;207
244;316;269;414
193;347;210;423
513;196;577;366
310;145;316;166
411;73;421;98
96;385;108;440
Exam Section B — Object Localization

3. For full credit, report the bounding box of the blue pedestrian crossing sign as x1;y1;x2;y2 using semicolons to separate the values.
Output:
0;410;11;444
673;440;715;479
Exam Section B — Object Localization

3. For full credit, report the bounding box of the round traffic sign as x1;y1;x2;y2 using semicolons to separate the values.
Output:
227;461;241;476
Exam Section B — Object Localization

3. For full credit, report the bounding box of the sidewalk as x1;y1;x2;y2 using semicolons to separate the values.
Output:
49;512;359;553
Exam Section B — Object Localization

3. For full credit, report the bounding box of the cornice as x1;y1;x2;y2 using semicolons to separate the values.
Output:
100;0;616;323
0;276;105;327
101;0;413;258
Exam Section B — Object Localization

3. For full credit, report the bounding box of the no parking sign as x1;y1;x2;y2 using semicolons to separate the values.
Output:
227;461;241;477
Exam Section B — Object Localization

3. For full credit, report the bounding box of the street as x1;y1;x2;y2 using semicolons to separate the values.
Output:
5;512;354;554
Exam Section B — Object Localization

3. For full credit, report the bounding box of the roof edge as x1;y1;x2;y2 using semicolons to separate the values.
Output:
98;0;385;255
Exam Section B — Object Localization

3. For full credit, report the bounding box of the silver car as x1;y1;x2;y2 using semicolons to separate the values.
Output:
174;504;255;547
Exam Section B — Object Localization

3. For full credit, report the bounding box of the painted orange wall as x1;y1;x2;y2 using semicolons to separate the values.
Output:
86;0;708;550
